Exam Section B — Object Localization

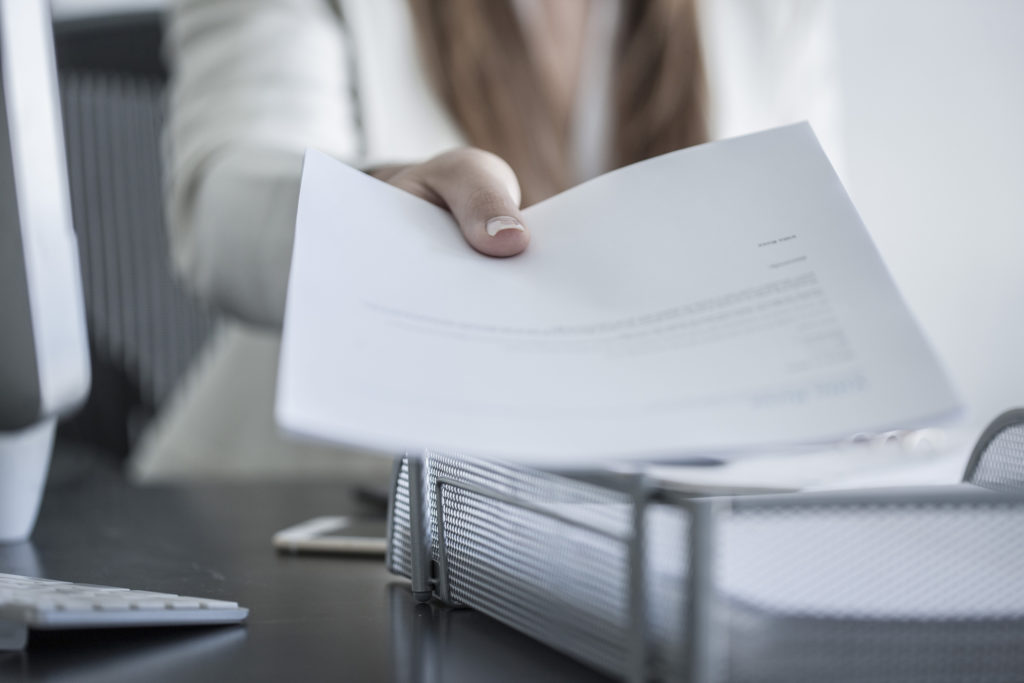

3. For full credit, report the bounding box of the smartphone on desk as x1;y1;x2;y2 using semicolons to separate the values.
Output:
273;516;387;556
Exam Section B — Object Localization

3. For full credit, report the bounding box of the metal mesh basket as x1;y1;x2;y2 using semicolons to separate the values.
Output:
964;409;1024;493
387;411;1024;682
704;490;1024;683
414;453;644;678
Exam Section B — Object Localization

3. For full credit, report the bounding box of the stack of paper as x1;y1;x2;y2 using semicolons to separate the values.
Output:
277;124;959;465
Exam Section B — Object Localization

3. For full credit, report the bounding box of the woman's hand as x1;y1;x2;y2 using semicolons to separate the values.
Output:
371;148;530;257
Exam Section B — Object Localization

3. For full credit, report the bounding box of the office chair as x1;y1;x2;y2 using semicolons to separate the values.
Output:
53;12;216;460
962;408;1024;493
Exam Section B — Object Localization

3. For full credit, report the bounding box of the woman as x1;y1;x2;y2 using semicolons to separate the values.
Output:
135;0;839;480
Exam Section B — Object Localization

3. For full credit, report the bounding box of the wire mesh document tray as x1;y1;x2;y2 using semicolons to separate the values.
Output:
386;410;1024;682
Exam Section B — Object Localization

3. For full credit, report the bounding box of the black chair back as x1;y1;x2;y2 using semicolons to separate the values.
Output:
55;13;216;458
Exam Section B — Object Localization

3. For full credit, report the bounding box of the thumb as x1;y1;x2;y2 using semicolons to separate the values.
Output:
421;149;531;258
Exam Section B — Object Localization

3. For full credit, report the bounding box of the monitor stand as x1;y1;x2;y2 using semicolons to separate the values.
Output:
0;419;55;543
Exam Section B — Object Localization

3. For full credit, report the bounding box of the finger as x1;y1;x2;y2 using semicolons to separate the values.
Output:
422;149;530;257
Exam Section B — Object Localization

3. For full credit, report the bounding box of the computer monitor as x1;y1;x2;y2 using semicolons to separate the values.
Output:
0;0;90;541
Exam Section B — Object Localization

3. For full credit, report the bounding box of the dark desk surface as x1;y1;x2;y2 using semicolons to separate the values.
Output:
0;446;610;683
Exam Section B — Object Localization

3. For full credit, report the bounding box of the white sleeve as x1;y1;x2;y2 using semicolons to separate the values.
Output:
164;0;360;327
699;0;843;173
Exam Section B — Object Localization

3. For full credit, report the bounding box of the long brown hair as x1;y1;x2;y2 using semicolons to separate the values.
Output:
408;0;708;205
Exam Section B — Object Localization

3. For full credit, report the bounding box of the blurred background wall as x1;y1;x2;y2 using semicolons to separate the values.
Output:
833;0;1024;434
50;0;1024;441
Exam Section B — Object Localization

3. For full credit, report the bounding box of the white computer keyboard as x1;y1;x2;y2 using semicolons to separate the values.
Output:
0;572;248;650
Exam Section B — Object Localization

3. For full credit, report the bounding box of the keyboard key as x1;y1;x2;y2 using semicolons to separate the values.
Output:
95;601;133;611
125;590;178;599
70;584;131;592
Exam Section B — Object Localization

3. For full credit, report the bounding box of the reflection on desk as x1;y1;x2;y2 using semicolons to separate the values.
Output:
389;585;611;683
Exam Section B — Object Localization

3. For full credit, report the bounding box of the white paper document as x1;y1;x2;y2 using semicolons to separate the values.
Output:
277;124;959;463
